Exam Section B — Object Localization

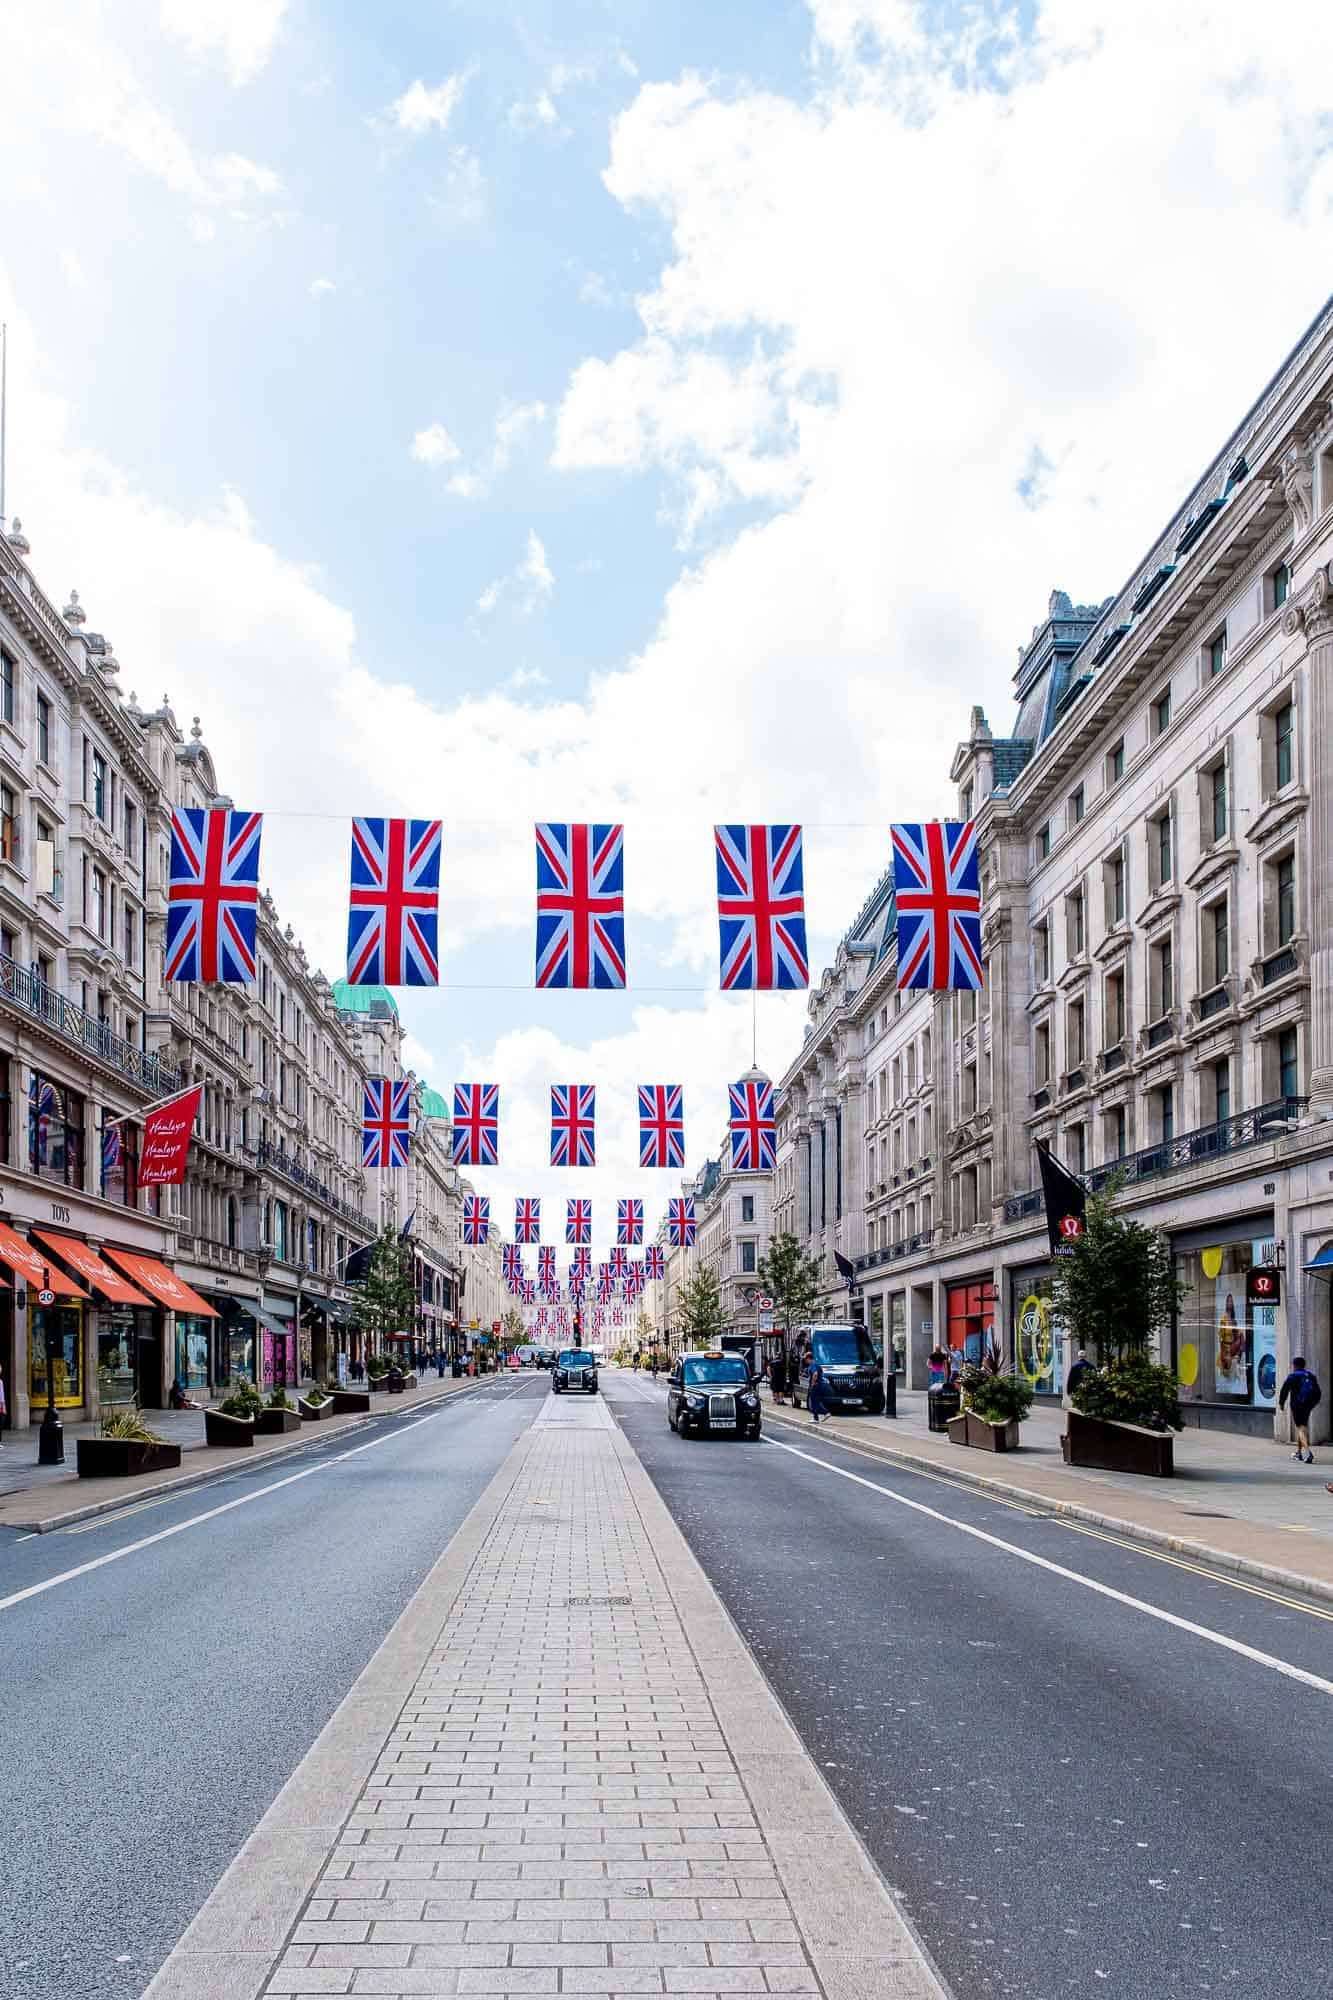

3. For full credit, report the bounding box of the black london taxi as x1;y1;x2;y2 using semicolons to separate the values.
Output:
667;1350;761;1440
552;1348;599;1394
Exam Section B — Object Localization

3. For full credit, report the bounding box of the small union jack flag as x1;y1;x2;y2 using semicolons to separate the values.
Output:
515;1197;541;1244
616;1198;644;1246
569;1279;586;1304
667;1196;696;1247
891;820;983;990
637;1084;684;1169
520;1279;536;1305
625;1260;644;1297
362;1077;412;1170
645;1244;664;1280
566;1198;592;1245
346;817;442;987
729;1075;776;1172
608;1244;628;1279
502;1243;524;1283
166;807;263;983
463;1194;490;1246
538;1244;556;1280
714;824;808;990
550;1084;596;1168
452;1084;499;1168
570;1246;591;1280
535;823;626;988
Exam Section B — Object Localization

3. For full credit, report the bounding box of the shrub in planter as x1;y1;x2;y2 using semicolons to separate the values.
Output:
220;1380;264;1420
77;1404;183;1477
962;1370;1034;1427
1070;1355;1183;1433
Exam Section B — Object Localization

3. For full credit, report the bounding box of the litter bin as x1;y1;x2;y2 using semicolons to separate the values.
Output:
451;1359;463;1378
927;1386;960;1433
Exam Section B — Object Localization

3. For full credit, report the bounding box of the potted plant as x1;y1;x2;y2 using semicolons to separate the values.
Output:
298;1384;335;1421
205;1378;262;1447
77;1405;183;1478
255;1385;301;1435
1051;1181;1186;1476
958;1366;1033;1450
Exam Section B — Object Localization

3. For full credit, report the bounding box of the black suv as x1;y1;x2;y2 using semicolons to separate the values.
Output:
552;1348;598;1394
793;1324;886;1414
667;1352;761;1439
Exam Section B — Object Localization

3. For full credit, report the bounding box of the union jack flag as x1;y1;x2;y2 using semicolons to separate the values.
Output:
452;1084;499;1167
538;1244;556;1281
645;1244;664;1280
346;817;442;987
463;1195;490;1246
502;1243;524;1283
597;1262;614;1297
609;1244;628;1279
638;1083;684;1169
566;1198;592;1245
362;1077;412;1170
617;1198;643;1245
625;1260;644;1297
535;823;626;989
520;1279;536;1305
714;824;807;991
891;820;983;991
166;807;263;983
550;1084;596;1168
515;1197;541;1244
570;1247;591;1280
667;1196;696;1247
569;1279;586;1304
729;1075;776;1172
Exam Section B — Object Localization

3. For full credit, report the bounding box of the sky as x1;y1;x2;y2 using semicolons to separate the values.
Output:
2;0;1333;1267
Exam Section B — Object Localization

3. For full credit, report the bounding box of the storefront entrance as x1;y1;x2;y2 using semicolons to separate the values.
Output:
29;1300;85;1410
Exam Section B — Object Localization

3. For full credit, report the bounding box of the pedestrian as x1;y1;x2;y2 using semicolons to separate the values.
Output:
927;1345;948;1390
1278;1354;1322;1463
650;1351;660;1381
769;1349;787;1405
1066;1348;1097;1398
808;1358;833;1426
437;1349;446;1377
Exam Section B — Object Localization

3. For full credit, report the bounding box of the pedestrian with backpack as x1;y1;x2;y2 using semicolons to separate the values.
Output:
1277;1354;1322;1463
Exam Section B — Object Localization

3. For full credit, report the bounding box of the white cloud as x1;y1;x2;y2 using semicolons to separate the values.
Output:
159;0;288;86
387;74;467;135
474;530;555;618
411;422;461;467
431;401;547;500
308;276;336;298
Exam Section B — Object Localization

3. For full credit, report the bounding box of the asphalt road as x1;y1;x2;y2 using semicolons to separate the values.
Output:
604;1370;1333;2000
0;1374;547;2000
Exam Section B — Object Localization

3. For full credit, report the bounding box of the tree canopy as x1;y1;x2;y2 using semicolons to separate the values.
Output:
755;1231;823;1332
675;1264;727;1345
349;1228;418;1349
1049;1184;1183;1364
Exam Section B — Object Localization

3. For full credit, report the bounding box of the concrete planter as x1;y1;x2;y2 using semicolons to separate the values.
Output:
204;1409;256;1448
76;1438;183;1478
965;1411;1021;1451
254;1407;301;1435
1063;1409;1174;1477
945;1412;970;1447
330;1390;371;1416
298;1397;335;1421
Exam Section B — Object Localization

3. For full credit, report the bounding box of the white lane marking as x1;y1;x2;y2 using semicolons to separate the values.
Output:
0;1409;452;1614
768;1438;1333;1699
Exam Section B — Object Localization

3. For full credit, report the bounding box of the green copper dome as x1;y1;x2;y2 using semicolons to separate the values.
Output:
418;1085;450;1121
330;978;399;1020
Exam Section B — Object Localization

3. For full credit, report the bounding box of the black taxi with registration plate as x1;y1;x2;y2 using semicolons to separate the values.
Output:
667;1351;761;1440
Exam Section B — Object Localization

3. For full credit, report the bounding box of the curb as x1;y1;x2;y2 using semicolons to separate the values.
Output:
2;1374;501;1535
762;1409;1333;1610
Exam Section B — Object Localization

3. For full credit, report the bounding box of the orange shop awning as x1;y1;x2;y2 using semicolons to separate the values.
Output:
0;1220;88;1296
32;1231;153;1306
102;1250;219;1317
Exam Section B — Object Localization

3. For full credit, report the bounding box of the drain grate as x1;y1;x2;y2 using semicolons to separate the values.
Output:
565;1594;632;1607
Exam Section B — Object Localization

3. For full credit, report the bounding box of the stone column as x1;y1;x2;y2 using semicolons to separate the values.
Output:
1297;569;1333;1117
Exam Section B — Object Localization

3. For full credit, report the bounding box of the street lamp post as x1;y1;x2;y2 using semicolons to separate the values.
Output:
36;1267;64;1465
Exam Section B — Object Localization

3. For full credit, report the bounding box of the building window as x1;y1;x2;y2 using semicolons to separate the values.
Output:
1105;849;1126;928
740;1239;757;1274
1067;998;1085;1068
1108;739;1125;785
1068;1123;1086;1173
1037;822;1051;861
1205;897;1229;986
1158;1084;1174;1145
1275;853;1296;948
961;1062;977;1114
1034;1021;1051;1085
1151;807;1173;888
741;1194;755;1224
0;784;16;863
1150;935;1173;1018
36;691;52;765
123;902;137;969
273;1201;288;1261
91;866;107;939
1274;702;1294;791
1069;784;1085;826
1106;1104;1126;1161
91;748;108;821
1270;561;1290;610
961;782;973;819
101;1116;139;1207
29;1073;85;1187
1067;887;1085;958
1278;1027;1299;1101
1207;628;1228;679
1207;760;1228;844
1212;1059;1231;1126
1104;969;1125;1046
1153;686;1172;735
1033;920;1050;987
0;647;14;725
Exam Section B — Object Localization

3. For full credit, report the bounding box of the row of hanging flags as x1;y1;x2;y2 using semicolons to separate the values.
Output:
497;1232;675;1309
165;812;984;993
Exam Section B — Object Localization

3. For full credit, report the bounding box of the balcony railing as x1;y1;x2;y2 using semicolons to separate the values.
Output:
1146;1017;1174;1049
1198;985;1230;1020
1099;1043;1126;1071
854;1227;936;1276
253;1139;371;1231
1261;946;1299;987
1003;1097;1307;1222
0;951;181;1096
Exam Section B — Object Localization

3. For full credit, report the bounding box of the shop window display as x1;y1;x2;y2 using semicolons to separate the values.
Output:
30;1301;84;1408
174;1316;212;1392
1174;1237;1279;1408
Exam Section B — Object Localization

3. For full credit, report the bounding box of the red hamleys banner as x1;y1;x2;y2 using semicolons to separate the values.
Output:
137;1086;203;1187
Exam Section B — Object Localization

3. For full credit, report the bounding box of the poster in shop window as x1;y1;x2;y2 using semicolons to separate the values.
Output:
1252;1237;1279;1407
1213;1278;1249;1396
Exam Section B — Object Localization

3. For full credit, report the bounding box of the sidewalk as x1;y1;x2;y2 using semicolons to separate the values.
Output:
142;1391;945;2000
761;1386;1333;1601
0;1371;508;1534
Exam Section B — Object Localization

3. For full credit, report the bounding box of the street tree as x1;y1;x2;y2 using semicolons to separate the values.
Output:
755;1231;823;1333
501;1307;525;1347
1049;1183;1184;1366
635;1309;655;1350
349;1228;418;1354
675;1265;726;1346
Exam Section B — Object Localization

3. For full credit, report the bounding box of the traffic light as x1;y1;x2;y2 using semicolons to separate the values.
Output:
572;1308;582;1338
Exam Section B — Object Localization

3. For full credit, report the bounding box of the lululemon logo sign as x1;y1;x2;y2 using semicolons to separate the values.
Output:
1058;1213;1084;1240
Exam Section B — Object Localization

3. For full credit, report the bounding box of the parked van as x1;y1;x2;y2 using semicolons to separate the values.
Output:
790;1323;886;1415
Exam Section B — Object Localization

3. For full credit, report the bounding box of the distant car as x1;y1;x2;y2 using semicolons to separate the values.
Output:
792;1324;885;1414
667;1351;761;1440
552;1348;598;1394
536;1348;557;1369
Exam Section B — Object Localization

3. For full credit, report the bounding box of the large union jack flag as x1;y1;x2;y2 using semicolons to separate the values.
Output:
346;817;441;987
515;1197;541;1244
638;1084;685;1169
452;1084;498;1167
566;1198;592;1245
550;1084;596;1167
714;824;808;991
502;1243;524;1283
891;820;983;990
166;807;263;983
728;1075;776;1173
535;823;626;989
645;1243;665;1281
362;1077;412;1170
616;1199;643;1246
463;1195;490;1246
667;1196;696;1247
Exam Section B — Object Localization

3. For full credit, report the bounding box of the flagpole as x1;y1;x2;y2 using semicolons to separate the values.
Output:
104;1082;200;1127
